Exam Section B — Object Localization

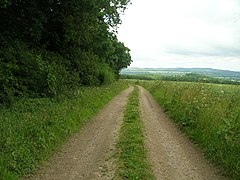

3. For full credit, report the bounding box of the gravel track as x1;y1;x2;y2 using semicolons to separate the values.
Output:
24;85;227;180
25;86;133;180
138;86;226;180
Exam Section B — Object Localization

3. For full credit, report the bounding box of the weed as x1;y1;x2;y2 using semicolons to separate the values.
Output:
115;87;155;179
139;80;240;179
0;81;128;179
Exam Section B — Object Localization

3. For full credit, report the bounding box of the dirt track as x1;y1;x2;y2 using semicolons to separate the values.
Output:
25;86;227;180
25;86;133;180
139;86;226;180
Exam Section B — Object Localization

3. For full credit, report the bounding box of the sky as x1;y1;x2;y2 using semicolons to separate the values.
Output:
117;0;240;71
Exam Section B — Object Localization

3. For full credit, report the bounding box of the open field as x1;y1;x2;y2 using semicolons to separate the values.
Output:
138;80;240;179
121;67;240;80
139;86;226;180
1;80;238;179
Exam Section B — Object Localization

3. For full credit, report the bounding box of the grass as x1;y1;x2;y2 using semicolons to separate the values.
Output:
138;80;240;179
0;81;128;180
115;86;155;179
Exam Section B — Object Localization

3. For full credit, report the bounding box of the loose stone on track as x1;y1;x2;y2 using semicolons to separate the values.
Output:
138;86;227;180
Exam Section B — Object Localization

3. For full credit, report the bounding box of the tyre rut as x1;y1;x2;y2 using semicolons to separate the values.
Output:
138;86;227;180
24;86;134;180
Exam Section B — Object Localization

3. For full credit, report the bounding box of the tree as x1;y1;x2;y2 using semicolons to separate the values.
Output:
0;0;132;103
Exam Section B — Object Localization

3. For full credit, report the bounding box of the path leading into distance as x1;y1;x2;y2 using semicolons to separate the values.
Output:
25;86;134;180
139;86;226;180
25;86;227;180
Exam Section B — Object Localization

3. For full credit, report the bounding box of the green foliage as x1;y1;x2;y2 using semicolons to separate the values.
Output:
0;0;11;8
107;39;132;75
0;0;132;104
0;81;128;179
120;74;155;80
0;0;133;177
116;87;155;179
139;80;240;179
0;39;80;104
120;73;240;85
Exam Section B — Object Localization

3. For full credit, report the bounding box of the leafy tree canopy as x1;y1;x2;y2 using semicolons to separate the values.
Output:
0;0;132;104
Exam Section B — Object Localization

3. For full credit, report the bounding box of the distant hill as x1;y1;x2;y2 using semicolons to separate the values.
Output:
121;68;240;79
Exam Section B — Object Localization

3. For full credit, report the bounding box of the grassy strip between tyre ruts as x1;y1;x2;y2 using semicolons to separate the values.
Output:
0;81;129;180
115;86;155;179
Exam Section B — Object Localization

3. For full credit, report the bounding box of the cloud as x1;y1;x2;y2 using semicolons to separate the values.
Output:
165;46;240;57
118;0;240;71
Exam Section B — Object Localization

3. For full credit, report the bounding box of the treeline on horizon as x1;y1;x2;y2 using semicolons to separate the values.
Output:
0;0;132;104
120;73;240;85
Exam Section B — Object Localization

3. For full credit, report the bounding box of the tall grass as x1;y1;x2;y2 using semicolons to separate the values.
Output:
0;81;128;179
139;80;240;179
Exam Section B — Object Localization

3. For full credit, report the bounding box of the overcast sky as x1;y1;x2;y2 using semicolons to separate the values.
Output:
117;0;240;71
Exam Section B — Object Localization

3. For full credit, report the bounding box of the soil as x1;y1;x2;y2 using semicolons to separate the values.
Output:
138;86;227;180
24;85;228;180
24;86;134;180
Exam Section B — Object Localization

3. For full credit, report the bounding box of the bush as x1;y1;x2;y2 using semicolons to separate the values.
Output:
0;38;80;104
